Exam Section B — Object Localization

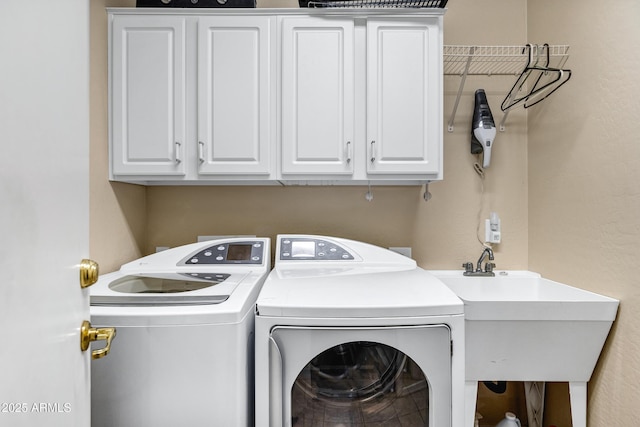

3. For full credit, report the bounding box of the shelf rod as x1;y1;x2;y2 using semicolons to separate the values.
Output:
447;46;475;132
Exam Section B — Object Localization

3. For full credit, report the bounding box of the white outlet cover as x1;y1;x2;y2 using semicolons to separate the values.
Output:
389;247;412;258
197;235;256;242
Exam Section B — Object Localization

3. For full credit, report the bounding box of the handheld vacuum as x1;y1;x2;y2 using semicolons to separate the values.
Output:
471;89;496;168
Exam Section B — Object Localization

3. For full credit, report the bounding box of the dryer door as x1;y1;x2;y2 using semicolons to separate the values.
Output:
269;325;451;427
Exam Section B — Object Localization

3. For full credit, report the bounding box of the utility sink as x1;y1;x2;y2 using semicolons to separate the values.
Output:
428;270;619;427
433;270;619;322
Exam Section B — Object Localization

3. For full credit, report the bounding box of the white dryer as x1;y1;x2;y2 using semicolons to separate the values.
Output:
255;235;465;427
90;237;270;427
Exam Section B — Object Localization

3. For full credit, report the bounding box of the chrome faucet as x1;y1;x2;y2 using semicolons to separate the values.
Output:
476;247;494;271
463;247;496;276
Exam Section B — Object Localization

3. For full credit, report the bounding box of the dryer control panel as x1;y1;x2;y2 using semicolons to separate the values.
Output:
182;241;265;265
279;237;354;261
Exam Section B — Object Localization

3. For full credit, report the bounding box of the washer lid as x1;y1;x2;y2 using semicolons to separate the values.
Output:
257;268;463;318
257;235;463;318
109;273;230;293
91;273;234;306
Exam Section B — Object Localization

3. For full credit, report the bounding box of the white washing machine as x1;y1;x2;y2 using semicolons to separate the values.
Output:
90;237;270;427
255;235;465;427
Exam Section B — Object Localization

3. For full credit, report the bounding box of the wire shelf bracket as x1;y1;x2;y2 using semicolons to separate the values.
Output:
444;45;570;132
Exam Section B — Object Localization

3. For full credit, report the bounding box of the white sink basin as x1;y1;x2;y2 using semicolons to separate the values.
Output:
430;270;619;321
428;270;619;382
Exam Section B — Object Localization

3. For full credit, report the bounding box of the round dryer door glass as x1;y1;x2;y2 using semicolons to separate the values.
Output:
109;274;229;294
291;341;428;426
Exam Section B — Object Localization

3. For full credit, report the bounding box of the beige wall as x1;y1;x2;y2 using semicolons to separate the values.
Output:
414;1;530;272
90;0;145;272
88;0;636;423
90;0;530;272
146;186;419;253
527;0;640;425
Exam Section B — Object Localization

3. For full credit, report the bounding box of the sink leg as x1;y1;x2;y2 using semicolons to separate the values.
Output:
569;381;587;427
465;381;478;427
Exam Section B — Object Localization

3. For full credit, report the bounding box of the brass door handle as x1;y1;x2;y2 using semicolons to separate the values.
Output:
80;320;116;360
80;259;99;288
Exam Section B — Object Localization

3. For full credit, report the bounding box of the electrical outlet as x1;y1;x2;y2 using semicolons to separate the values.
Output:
389;247;412;258
485;212;501;244
197;235;256;242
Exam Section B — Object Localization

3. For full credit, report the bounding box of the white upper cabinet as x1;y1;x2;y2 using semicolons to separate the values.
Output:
111;15;187;176
281;17;355;176
366;18;441;176
279;15;442;182
198;16;274;176
109;12;275;182
108;9;443;185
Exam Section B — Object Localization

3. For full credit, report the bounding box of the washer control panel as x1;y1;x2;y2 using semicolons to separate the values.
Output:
182;241;265;265
179;272;230;282
279;237;354;261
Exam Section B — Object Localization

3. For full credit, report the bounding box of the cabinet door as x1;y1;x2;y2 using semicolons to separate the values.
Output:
366;18;441;176
198;16;274;176
111;15;186;176
281;17;355;176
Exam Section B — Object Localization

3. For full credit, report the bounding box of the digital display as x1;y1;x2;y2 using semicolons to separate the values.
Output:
291;241;316;258
227;244;252;261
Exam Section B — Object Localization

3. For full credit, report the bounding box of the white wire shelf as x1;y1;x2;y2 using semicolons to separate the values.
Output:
443;44;571;131
444;45;570;76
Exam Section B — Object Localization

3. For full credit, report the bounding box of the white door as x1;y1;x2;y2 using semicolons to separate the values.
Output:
198;16;275;177
366;18;442;176
281;17;355;176
111;15;187;177
0;2;96;426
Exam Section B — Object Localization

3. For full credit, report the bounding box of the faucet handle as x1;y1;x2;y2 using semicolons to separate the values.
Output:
485;262;496;273
462;262;474;273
